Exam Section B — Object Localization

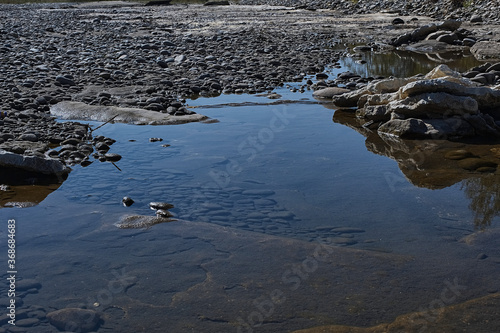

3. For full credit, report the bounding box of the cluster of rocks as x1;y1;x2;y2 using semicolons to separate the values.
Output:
0;2;343;180
390;19;477;48
239;0;500;23
330;64;500;140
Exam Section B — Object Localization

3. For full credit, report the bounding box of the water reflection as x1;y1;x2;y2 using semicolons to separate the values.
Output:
0;167;64;208
462;175;500;229
332;109;500;228
339;49;485;78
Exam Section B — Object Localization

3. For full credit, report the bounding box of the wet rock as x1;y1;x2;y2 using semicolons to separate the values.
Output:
122;196;134;207
156;209;174;218
115;214;175;229
149;202;174;210
47;308;100;333
104;153;122;162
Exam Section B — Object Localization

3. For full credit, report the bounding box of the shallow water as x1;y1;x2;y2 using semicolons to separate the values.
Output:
1;56;500;332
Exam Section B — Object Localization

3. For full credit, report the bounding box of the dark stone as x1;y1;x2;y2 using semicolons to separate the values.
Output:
122;196;134;207
145;0;171;6
204;0;230;5
55;75;76;86
392;18;404;25
47;308;100;333
149;202;174;210
104;153;122;162
470;15;483;23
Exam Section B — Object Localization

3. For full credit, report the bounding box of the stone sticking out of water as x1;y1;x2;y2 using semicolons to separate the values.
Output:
115;215;176;229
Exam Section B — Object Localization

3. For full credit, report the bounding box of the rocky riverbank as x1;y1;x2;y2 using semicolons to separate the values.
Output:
1;0;500;182
239;0;500;23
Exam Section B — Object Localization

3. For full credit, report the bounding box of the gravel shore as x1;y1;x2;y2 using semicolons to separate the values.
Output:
0;0;499;179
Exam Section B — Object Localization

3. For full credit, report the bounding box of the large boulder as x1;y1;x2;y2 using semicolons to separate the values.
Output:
332;65;500;139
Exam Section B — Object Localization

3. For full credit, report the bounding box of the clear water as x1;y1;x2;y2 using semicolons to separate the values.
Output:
1;60;500;332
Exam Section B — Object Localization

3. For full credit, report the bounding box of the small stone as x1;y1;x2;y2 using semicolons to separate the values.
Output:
392;18;404;25
104;153;122;162
470;15;483;23
149;202;174;210
55;75;76;86
19;133;38;142
122;197;134;207
477;253;488;260
47;308;100;333
156;209;173;218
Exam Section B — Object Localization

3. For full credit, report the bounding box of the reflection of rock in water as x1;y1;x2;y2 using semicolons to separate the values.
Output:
332;109;500;227
0;167;64;208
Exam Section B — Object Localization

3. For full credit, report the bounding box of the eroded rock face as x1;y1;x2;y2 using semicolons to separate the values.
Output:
332;65;500;140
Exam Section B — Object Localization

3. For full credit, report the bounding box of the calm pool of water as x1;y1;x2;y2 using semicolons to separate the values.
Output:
1;57;499;332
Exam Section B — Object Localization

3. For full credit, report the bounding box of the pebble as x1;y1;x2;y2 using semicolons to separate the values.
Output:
47;308;100;332
149;202;174;210
122;196;135;207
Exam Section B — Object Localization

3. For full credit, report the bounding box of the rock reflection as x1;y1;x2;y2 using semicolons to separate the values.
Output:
332;109;500;228
340;49;484;78
461;175;500;228
0;167;64;208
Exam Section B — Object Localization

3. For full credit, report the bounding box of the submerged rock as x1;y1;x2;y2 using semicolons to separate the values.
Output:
47;308;100;333
115;215;176;229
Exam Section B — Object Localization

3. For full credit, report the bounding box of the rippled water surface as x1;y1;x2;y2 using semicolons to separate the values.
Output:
2;59;500;332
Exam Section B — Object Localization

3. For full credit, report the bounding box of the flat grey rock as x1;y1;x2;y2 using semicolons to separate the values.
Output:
50;101;207;125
